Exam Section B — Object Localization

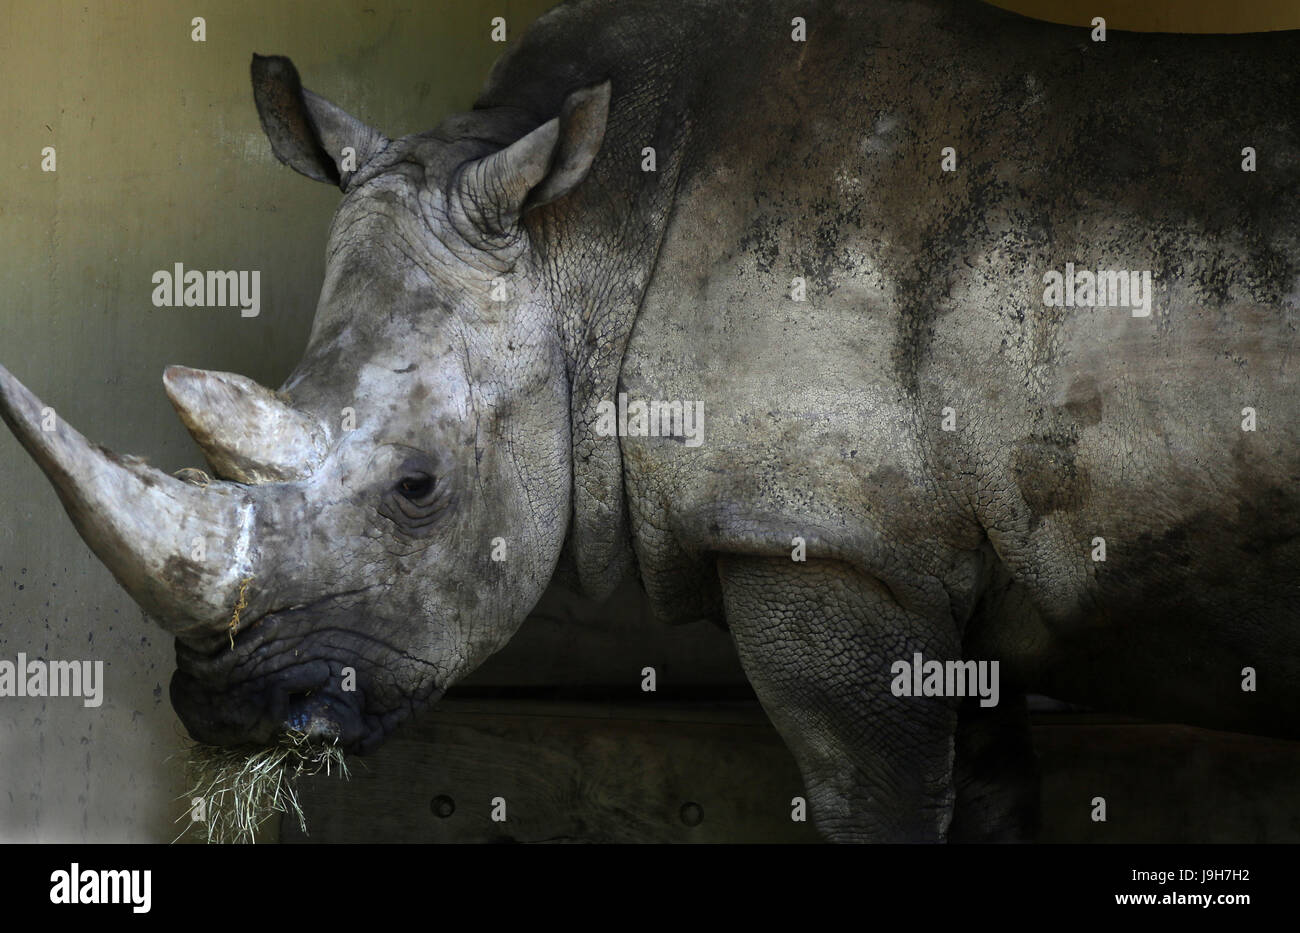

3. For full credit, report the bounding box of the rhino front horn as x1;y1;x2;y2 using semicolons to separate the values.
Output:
0;363;260;637
163;366;326;484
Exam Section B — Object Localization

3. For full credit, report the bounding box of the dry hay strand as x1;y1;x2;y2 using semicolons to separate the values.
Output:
226;576;254;650
173;730;349;844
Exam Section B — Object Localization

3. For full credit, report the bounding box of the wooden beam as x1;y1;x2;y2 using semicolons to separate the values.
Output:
284;700;1300;843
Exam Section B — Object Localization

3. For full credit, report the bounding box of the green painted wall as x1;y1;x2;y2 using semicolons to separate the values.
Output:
987;0;1300;32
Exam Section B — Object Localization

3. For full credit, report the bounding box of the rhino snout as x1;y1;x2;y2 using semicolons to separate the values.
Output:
171;645;376;752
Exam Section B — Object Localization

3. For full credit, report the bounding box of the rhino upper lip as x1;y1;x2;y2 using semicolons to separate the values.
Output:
173;584;383;687
170;586;398;752
178;584;378;651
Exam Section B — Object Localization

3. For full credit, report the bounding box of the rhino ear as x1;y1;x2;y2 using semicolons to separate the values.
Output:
455;80;611;237
251;53;389;190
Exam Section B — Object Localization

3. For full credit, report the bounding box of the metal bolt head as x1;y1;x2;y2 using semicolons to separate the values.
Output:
431;794;456;818
680;801;704;827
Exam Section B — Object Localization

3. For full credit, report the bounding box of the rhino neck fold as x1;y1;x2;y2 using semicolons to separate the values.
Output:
478;4;708;599
549;119;694;601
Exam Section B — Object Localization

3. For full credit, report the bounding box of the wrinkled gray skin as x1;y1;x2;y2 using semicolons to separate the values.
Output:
3;0;1299;842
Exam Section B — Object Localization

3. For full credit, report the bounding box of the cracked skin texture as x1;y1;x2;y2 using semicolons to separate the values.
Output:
602;1;1300;838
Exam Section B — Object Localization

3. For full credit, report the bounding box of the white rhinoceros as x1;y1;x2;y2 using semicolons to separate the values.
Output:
2;0;1298;841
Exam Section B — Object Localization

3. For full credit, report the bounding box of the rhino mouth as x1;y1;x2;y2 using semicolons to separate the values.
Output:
171;598;442;755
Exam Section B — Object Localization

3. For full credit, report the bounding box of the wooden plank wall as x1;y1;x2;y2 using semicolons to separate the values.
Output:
458;580;748;688
284;700;1300;843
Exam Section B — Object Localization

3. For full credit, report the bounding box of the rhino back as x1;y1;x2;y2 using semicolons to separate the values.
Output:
615;1;1300;734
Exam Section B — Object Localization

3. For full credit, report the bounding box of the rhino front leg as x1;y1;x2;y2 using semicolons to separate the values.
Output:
717;555;962;842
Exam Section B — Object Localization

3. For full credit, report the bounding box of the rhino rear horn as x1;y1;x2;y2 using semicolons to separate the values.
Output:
163;366;327;484
0;364;261;637
251;53;389;190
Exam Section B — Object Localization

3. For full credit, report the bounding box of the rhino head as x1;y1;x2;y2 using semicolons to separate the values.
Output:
0;55;619;753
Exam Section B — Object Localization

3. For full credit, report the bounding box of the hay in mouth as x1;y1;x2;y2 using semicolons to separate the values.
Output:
174;730;349;844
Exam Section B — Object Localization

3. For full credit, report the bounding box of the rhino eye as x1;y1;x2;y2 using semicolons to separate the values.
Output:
396;474;435;501
379;454;445;536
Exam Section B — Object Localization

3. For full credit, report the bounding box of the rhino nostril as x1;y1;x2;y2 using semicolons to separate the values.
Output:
285;692;345;741
285;692;315;731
